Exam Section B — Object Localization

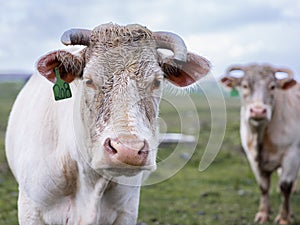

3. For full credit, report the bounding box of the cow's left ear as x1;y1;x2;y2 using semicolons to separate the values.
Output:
277;78;297;90
37;50;85;83
160;52;210;87
220;76;242;88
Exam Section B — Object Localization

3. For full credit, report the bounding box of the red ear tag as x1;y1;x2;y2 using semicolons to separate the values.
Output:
52;68;72;101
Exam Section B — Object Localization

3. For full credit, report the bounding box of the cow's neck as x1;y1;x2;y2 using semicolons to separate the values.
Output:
78;162;111;196
249;122;266;141
241;106;267;157
73;162;111;223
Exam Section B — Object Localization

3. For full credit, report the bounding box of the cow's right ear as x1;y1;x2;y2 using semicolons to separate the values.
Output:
220;76;241;88
277;78;297;90
37;50;85;83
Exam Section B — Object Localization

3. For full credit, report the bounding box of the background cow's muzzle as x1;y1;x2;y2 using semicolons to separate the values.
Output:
250;106;267;120
247;103;271;124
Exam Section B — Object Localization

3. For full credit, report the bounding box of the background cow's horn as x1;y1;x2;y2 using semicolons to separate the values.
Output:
153;31;187;62
61;28;92;46
275;67;294;79
226;65;245;74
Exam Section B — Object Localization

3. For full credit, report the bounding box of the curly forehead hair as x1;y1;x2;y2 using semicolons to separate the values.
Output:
90;23;153;48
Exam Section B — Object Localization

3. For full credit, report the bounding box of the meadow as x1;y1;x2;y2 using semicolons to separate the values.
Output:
0;81;300;225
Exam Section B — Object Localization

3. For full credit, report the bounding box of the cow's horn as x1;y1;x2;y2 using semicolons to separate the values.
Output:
153;31;187;62
226;65;245;74
61;28;92;46
275;67;294;79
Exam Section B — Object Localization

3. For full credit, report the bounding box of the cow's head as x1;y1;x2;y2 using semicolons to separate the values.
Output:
37;23;210;176
221;64;296;127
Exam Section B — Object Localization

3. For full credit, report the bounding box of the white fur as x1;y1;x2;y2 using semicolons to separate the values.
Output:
6;27;210;223
240;86;300;224
5;68;147;225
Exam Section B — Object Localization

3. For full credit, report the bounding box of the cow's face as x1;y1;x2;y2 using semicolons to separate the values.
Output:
239;67;278;125
37;23;210;176
80;40;164;175
221;64;296;127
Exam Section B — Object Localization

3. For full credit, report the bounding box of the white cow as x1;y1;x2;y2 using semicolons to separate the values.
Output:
5;23;210;225
221;63;300;224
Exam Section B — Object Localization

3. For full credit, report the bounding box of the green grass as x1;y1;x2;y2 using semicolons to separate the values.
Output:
0;82;21;225
1;82;300;225
138;94;300;225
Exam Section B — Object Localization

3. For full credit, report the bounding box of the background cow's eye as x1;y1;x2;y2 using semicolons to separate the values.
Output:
242;83;248;89
269;83;276;90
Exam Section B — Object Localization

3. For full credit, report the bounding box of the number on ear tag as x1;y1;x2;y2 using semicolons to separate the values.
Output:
230;88;239;97
52;68;72;101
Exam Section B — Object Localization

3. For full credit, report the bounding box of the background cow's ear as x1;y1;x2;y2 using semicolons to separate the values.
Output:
220;76;241;88
37;50;85;83
277;78;297;90
160;52;210;87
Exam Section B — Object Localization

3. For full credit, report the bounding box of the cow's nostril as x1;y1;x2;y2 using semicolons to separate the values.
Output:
262;109;267;114
104;138;118;154
138;141;149;155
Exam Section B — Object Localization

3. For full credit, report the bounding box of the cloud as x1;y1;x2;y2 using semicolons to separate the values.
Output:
0;0;299;78
186;19;300;79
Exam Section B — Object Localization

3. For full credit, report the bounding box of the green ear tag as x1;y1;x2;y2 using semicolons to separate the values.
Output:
52;68;72;101
230;88;239;97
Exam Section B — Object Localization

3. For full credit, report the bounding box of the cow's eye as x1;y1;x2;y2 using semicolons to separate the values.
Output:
86;79;93;85
269;83;276;90
242;83;248;89
86;79;96;89
153;79;161;89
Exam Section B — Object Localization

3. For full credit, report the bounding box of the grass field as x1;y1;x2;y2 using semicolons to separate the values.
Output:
1;82;300;225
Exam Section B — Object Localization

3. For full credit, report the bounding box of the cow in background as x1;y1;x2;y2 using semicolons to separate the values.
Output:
5;23;210;225
221;63;300;224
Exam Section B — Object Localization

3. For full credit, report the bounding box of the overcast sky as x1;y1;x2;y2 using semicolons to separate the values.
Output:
1;0;300;79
